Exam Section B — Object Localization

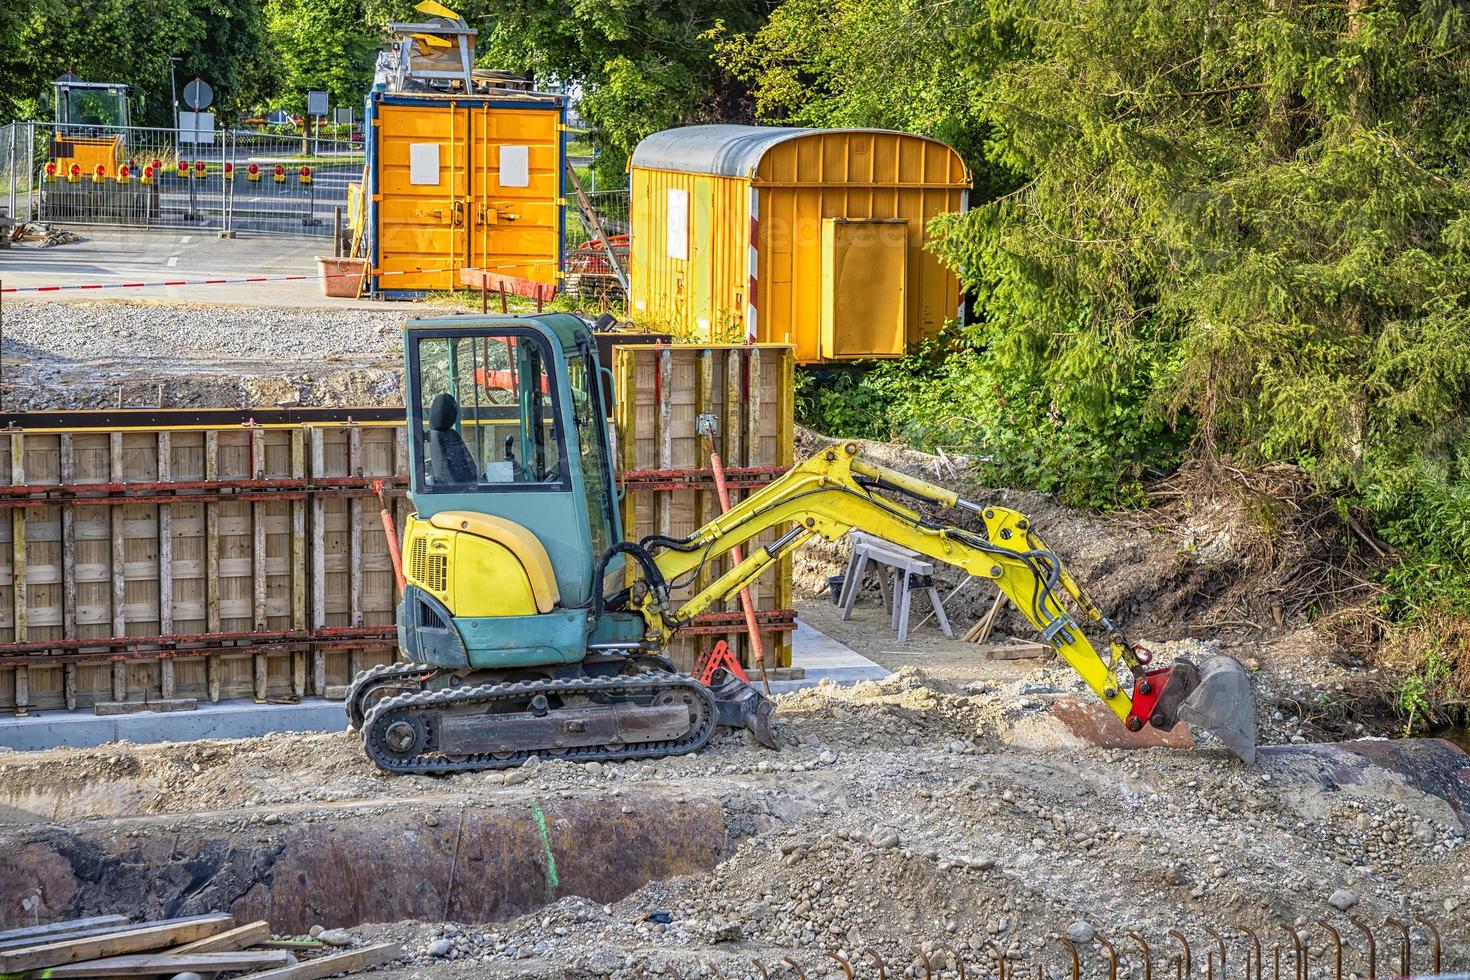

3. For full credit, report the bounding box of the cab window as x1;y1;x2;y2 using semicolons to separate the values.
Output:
412;331;567;492
565;353;617;558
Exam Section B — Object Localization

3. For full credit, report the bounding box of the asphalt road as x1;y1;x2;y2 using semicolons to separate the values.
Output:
0;227;379;307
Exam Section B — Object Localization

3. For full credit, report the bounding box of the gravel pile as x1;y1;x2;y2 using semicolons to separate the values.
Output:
0;299;433;409
2;300;409;362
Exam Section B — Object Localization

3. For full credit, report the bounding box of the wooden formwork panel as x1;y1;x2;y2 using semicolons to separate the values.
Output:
0;422;401;713
614;344;797;673
0;345;796;712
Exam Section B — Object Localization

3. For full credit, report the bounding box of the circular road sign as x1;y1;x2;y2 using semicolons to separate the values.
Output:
183;78;213;110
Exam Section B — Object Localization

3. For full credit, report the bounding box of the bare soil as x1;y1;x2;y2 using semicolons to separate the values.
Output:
3;668;1466;979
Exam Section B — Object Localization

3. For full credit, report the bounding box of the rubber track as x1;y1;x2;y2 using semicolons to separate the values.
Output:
343;661;438;731
360;674;718;774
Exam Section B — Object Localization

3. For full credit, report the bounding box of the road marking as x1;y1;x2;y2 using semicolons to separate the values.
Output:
167;256;179;267
179;236;192;243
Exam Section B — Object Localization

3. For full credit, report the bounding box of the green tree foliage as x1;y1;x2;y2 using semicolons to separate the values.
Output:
735;0;1470;500
739;0;1470;702
264;0;382;110
0;0;270;125
469;0;771;182
717;0;997;193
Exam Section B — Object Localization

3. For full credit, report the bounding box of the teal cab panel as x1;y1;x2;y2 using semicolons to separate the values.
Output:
456;609;589;669
399;313;625;668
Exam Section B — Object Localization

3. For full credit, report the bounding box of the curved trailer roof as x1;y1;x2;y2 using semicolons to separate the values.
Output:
631;124;964;181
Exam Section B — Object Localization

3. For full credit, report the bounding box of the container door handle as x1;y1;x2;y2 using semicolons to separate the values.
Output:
452;201;465;227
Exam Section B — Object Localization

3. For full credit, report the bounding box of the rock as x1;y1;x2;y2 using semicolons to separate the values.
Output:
819;749;838;765
308;925;325;938
710;921;743;943
1328;889;1358;911
428;939;453;957
1066;921;1094;944
503;768;532;786
872;832;900;849
425;814;439;827
1413;824;1435;845
262;813;282;825
317;929;353;947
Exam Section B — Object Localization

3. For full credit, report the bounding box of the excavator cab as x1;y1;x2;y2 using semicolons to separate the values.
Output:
398;314;630;670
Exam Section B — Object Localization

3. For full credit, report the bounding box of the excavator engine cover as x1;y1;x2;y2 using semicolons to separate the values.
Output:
1148;655;1257;763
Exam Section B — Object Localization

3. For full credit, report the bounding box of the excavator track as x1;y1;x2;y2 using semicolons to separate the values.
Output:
344;660;441;731
359;673;719;774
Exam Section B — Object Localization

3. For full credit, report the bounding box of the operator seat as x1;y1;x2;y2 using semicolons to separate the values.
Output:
427;393;479;485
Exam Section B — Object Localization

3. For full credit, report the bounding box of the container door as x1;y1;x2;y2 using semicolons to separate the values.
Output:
470;106;562;288
820;218;908;359
376;103;471;292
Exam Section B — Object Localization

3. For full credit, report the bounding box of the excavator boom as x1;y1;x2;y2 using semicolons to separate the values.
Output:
626;441;1256;761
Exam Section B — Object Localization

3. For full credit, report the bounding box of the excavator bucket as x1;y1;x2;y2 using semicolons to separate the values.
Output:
1174;655;1257;764
706;668;778;748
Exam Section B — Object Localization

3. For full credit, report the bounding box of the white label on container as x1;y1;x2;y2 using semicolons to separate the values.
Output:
667;189;689;260
409;143;440;185
500;145;529;187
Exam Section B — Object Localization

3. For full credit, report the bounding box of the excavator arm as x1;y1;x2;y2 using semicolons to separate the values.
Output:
620;442;1256;756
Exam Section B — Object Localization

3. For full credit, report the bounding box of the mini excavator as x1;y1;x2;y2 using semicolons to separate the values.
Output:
346;314;1257;773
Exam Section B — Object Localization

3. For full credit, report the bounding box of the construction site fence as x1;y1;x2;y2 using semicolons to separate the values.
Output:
0;121;364;238
0;343;796;714
565;189;630;303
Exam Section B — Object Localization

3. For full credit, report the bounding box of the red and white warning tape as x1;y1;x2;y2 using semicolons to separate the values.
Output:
0;267;450;295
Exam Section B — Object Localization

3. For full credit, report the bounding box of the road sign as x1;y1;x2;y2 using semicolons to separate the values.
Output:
333;107;354;125
307;90;329;116
178;112;216;143
183;78;213;110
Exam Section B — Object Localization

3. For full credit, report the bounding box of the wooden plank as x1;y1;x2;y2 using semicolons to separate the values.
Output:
291;429;307;630
8;434;23;651
205;430;221;633
59;433;76;639
252;501;268;630
983;640;1053;661
0;916;129;947
33;949;291;977
109;433;125;637
11;665;26;716
232;941;400;980
310;428;326;632
170;920;272;955
656;346;672;537
159;656;174;699
0;913;234;974
157;431;173;634
349;496;364;628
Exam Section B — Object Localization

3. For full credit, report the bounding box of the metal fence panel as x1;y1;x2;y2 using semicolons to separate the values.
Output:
9;122;363;238
0;122;37;224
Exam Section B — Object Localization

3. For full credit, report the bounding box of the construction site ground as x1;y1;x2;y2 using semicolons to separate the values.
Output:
3;637;1467;980
1;288;1468;978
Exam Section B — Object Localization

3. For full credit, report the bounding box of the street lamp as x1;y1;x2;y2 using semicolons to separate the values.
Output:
169;56;182;135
